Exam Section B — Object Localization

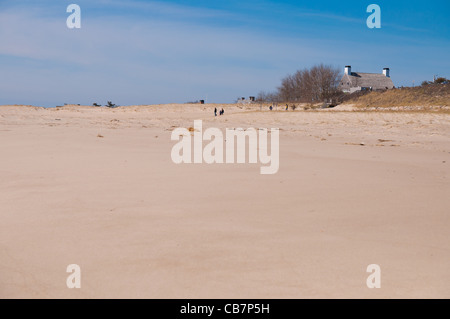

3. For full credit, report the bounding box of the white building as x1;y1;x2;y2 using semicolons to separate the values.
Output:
339;65;395;93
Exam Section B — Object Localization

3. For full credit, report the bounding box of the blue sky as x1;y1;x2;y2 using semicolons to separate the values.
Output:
0;0;449;106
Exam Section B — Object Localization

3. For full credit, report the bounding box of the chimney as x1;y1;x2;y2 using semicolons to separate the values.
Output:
345;65;352;75
383;68;390;77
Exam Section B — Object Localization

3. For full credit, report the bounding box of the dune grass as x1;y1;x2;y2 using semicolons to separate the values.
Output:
349;83;450;108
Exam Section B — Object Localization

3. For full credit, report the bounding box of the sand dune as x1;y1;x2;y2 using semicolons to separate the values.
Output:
0;104;449;298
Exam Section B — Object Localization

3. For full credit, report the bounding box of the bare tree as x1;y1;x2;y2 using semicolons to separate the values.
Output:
277;64;341;103
256;90;280;103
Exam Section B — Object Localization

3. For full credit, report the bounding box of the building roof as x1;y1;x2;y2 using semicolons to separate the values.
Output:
340;72;395;90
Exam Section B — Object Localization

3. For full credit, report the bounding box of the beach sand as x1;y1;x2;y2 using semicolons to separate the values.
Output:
0;104;449;298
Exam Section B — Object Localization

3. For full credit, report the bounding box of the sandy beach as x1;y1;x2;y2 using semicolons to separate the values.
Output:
0;104;449;298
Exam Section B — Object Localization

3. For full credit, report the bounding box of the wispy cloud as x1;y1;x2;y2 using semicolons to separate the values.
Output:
0;0;448;105
0;1;347;105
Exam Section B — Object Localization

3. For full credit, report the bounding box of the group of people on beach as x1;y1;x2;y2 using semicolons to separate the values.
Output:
214;107;225;116
214;104;293;115
268;104;294;111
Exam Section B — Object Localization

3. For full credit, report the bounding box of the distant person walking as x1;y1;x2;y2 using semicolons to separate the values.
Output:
214;107;217;117
221;108;224;116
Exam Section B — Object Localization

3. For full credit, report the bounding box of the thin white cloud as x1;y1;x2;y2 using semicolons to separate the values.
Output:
96;0;236;19
1;0;446;105
0;3;334;68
